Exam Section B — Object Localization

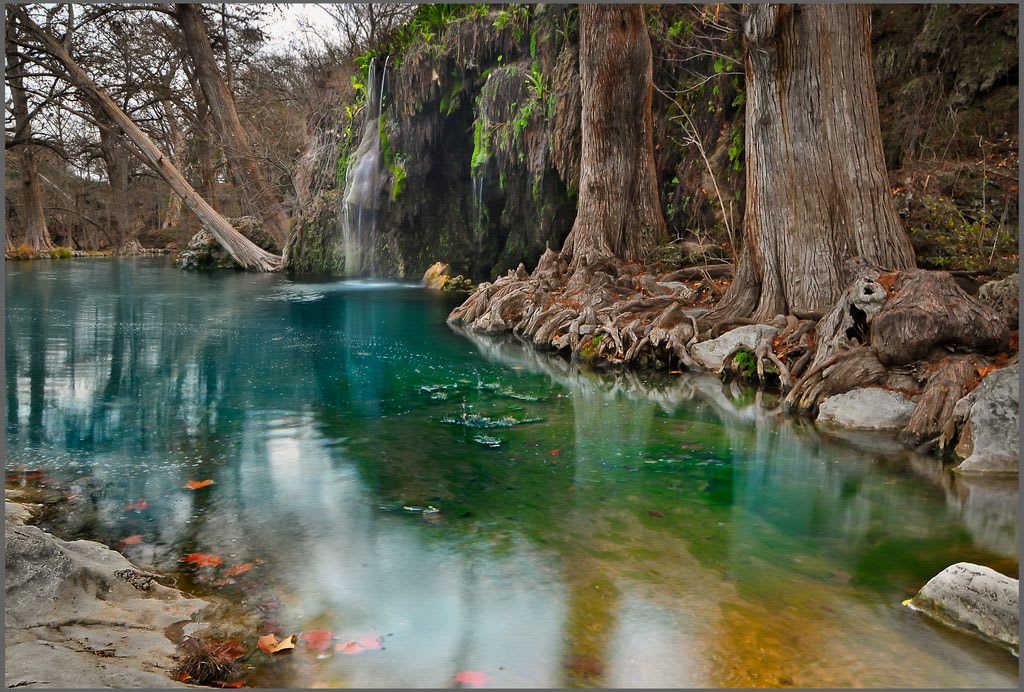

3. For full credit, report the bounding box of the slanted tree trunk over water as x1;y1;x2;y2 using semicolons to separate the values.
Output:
15;8;280;271
563;4;666;271
175;4;291;250
6;14;53;252
714;4;915;321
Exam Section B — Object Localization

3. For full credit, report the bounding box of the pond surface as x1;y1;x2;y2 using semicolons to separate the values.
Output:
5;258;1019;688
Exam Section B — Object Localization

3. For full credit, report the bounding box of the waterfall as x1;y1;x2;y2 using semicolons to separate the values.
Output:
342;56;389;277
470;93;490;279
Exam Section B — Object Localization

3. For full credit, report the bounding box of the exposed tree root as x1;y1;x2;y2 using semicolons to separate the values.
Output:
450;253;1016;457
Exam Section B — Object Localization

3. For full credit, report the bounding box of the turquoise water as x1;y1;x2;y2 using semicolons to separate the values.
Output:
5;258;1018;688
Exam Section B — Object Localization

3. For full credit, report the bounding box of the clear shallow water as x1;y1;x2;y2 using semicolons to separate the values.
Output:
5;258;1019;688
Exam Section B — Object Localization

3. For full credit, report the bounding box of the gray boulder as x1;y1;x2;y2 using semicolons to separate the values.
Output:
816;387;916;430
5;502;208;688
955;363;1019;475
908;562;1019;651
976;273;1018;328
690;324;779;372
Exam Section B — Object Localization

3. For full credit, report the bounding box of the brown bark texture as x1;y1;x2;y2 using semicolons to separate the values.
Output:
6;14;53;251
14;8;280;271
92;106;137;252
176;4;291;250
714;4;916;321
562;4;666;272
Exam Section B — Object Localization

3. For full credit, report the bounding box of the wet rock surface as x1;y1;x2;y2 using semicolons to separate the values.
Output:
4;500;209;688
954;363;1019;475
816;387;917;431
689;324;779;373
908;562;1019;651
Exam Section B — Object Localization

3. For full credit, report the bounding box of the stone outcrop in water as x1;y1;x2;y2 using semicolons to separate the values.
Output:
4;500;209;688
816;388;917;431
177;216;279;270
908;562;1019;652
953;363;1019;475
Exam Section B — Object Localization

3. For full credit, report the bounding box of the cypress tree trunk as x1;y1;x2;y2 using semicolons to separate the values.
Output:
6;15;52;252
93;108;137;253
714;4;915;321
562;4;666;271
175;4;291;250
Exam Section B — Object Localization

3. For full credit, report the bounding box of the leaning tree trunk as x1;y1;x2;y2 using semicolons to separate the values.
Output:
175;4;291;250
15;8;280;271
561;3;666;273
714;4;915;321
6;16;52;252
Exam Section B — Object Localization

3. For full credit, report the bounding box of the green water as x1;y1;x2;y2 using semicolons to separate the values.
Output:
5;258;1018;688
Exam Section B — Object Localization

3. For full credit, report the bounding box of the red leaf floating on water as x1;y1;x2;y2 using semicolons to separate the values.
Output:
336;641;364;655
300;629;335;653
357;633;383;650
224;562;254;577
185;479;216;489
454;671;491;688
124;499;150;511
119;534;144;546
180;553;223;568
548;449;561;457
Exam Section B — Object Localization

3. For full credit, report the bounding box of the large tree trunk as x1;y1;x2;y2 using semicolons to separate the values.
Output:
562;4;666;272
175;4;291;250
714;4;915;321
92;107;138;253
159;99;185;233
15;8;280;271
6;15;52;252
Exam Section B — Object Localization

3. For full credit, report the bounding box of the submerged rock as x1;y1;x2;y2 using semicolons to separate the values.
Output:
954;363;1019;475
690;324;779;372
816;387;917;431
908;562;1019;651
4;501;209;688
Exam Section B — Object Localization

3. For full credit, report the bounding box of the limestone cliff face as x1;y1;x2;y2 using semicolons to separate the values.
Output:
285;4;1018;280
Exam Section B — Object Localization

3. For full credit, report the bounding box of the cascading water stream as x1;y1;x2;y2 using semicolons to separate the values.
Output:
470;94;490;279
342;56;389;277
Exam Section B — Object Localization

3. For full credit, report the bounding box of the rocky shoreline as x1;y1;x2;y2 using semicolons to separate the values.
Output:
4;496;209;688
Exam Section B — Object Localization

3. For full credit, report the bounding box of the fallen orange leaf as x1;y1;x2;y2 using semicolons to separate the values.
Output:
977;365;998;378
119;534;143;546
224;562;254;577
357;633;383;650
214;681;244;688
548;449;561;457
124;499;150;511
300;629;334;653
258;633;296;654
186;479;216;489
336;641;364;655
455;671;491;688
180;553;223;568
210;640;246;663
